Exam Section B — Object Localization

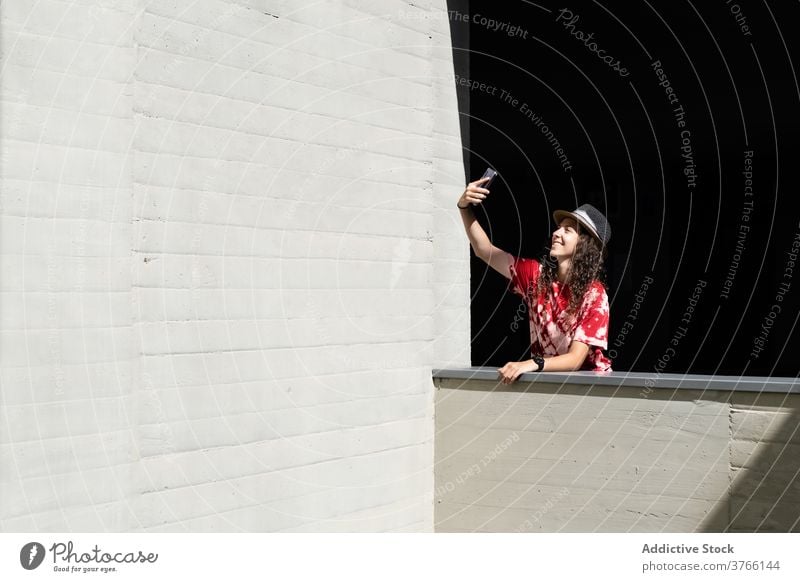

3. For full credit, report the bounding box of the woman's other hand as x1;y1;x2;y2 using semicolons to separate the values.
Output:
497;359;538;384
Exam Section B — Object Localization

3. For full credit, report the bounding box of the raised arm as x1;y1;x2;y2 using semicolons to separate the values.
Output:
457;177;512;279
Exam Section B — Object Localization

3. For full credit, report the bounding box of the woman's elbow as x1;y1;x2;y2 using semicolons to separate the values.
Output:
568;344;590;371
473;246;492;264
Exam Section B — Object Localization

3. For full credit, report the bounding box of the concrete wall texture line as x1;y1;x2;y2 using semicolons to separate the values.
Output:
1;0;466;532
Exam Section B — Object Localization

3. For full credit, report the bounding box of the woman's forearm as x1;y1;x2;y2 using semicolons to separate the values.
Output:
541;353;583;372
459;206;493;259
458;177;494;259
541;340;591;372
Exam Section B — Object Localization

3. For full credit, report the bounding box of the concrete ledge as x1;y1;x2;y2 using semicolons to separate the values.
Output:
434;374;800;532
432;367;800;393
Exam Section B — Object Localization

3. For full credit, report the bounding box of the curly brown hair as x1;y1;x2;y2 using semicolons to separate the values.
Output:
535;225;608;322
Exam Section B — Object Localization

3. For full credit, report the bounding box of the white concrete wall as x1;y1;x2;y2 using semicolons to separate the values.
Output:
435;378;800;532
0;0;138;531
1;0;466;532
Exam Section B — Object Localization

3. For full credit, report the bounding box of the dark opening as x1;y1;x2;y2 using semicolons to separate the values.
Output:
447;0;800;376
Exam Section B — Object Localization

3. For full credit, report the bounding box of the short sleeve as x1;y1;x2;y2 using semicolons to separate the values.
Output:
572;282;610;350
506;254;540;299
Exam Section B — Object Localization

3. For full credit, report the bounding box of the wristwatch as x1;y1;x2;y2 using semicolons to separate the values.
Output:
531;355;545;372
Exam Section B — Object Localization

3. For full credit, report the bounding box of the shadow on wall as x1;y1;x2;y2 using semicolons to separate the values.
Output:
701;392;800;533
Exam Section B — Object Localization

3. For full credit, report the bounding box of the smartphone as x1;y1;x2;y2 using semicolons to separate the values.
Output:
479;167;497;189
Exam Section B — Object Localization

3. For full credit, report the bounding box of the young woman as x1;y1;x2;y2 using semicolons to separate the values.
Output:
457;175;612;383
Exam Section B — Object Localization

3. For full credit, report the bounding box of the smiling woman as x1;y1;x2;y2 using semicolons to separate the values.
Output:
457;175;612;382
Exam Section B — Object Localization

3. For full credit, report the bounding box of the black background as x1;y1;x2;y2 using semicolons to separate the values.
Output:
449;0;800;376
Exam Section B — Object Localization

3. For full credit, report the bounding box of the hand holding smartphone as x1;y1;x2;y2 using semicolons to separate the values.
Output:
458;167;498;209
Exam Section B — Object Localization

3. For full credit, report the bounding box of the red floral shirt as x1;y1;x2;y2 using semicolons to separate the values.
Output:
506;254;612;372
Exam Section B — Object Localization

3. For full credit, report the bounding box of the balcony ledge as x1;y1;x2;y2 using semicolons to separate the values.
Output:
432;367;800;394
